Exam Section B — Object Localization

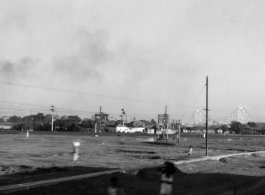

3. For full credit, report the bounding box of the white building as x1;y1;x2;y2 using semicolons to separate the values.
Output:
131;127;145;133
157;129;176;135
116;124;131;133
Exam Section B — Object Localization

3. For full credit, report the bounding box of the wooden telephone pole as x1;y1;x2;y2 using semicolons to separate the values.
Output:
205;76;209;156
178;120;181;143
51;105;54;131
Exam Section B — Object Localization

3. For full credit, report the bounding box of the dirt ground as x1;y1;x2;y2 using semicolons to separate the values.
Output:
0;132;265;194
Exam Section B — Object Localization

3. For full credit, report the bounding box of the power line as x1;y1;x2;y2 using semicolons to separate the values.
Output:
181;85;205;120
0;81;203;108
0;82;237;122
212;88;261;115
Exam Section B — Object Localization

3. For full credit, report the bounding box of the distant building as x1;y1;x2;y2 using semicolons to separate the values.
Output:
1;116;10;122
131;127;145;133
146;125;157;134
0;122;16;129
216;129;223;134
133;120;146;127
116;124;131;133
105;124;118;133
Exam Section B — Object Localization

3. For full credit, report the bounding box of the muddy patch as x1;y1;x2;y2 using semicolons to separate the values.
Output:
0;165;33;175
143;141;176;146
131;155;161;159
116;149;156;154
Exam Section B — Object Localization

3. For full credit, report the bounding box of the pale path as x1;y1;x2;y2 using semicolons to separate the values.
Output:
174;151;265;165
0;151;265;194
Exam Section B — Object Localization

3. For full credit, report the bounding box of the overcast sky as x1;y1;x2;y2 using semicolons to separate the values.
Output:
0;0;265;123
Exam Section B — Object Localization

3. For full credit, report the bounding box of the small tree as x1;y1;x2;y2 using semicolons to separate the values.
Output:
247;122;257;128
151;119;157;125
7;115;22;123
230;121;244;134
220;125;228;132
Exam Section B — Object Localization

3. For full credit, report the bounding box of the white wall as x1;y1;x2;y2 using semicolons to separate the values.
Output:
132;127;145;133
116;127;130;133
0;126;12;129
156;129;176;134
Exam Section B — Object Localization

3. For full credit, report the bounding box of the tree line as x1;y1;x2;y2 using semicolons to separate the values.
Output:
5;113;156;132
6;113;94;132
186;121;263;135
4;113;264;134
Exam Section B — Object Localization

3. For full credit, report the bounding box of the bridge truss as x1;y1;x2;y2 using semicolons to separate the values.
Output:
221;107;252;124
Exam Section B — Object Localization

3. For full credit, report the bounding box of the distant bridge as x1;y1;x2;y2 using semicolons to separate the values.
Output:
221;107;252;124
186;107;252;127
187;110;212;127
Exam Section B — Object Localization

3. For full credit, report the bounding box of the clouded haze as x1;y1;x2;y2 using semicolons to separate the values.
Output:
1;0;265;123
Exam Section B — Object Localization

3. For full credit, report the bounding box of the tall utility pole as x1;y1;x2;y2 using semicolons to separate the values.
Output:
51;105;54;131
156;115;159;135
121;109;125;127
99;106;102;132
205;76;209;156
122;115;124;127
164;106;168;140
95;120;97;133
178;120;181;143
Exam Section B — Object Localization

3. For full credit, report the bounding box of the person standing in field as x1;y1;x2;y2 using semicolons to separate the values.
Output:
108;177;125;195
188;145;193;158
158;161;176;195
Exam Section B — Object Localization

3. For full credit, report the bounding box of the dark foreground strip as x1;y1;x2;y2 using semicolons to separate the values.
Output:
1;151;265;194
0;169;122;194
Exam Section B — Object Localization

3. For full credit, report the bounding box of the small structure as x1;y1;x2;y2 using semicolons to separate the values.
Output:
216;129;223;134
0;122;16;130
157;129;168;142
133;120;146;127
105;124;118;133
73;141;80;161
131;127;145;133
147;129;155;134
1;116;10;122
116;124;131;133
146;125;156;134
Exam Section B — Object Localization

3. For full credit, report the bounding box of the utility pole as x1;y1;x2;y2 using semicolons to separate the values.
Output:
121;109;125;127
164;106;168;140
178;120;181;143
51;105;54;131
205;76;209;156
120;115;124;127
95;120;97;133
156;115;159;135
99;106;101;132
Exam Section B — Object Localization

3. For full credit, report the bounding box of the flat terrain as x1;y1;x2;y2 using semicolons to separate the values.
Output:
0;131;265;194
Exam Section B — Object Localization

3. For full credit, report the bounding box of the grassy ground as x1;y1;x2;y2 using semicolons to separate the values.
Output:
0;132;265;194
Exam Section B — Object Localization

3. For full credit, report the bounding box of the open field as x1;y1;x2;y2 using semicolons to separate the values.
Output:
0;131;265;194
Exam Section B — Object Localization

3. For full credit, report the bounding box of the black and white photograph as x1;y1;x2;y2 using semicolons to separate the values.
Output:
0;0;265;194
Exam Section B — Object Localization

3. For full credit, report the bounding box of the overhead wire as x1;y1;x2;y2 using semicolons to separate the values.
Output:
0;81;203;108
0;81;239;122
181;85;205;120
